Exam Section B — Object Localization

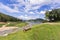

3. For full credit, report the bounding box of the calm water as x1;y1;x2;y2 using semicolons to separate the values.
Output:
26;21;42;26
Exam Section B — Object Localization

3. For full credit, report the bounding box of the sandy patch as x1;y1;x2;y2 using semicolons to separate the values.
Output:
0;27;19;36
0;27;18;31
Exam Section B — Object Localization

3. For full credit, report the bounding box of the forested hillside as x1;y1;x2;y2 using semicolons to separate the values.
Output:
0;13;22;22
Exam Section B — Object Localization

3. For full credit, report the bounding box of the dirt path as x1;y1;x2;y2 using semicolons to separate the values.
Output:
0;22;34;36
2;23;10;27
0;23;19;36
0;26;19;36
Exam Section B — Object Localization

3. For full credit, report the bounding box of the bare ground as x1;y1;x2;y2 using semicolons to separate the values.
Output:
0;26;19;36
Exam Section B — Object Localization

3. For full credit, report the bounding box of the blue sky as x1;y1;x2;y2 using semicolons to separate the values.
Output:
0;0;60;20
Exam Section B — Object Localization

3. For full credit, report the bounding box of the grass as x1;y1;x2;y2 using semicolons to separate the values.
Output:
0;24;5;27
6;22;28;27
16;22;27;27
0;23;60;40
0;22;27;27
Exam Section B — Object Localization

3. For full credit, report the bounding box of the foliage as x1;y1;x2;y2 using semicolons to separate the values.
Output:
45;9;60;22
0;13;22;22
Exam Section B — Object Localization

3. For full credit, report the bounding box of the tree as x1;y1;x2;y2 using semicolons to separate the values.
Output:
45;9;60;22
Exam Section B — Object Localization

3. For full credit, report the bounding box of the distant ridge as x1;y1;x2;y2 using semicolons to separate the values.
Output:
0;13;22;22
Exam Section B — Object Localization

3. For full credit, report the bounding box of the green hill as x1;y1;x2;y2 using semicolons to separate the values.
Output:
0;13;22;22
0;23;60;40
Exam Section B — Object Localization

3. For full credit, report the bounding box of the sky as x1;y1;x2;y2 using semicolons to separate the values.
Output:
0;0;60;20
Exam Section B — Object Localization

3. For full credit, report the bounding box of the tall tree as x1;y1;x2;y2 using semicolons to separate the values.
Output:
45;9;60;22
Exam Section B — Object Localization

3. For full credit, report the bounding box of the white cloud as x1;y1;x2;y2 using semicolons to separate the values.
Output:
31;5;40;10
13;0;52;14
0;0;60;20
18;14;40;20
39;11;46;14
0;3;19;13
18;15;33;20
29;0;46;5
29;12;35;14
48;10;52;11
24;0;46;13
6;0;60;14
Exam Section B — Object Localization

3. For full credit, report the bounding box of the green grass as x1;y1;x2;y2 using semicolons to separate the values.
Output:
6;22;28;27
0;24;5;27
16;23;27;27
0;23;60;40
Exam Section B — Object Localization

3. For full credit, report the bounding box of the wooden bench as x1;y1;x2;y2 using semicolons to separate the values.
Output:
23;26;31;31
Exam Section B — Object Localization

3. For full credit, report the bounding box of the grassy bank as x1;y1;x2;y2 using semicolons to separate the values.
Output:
0;22;28;27
0;24;5;27
0;23;60;40
6;22;28;27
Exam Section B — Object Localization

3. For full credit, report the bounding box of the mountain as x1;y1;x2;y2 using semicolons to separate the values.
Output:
27;18;44;22
0;13;22;22
24;18;44;24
